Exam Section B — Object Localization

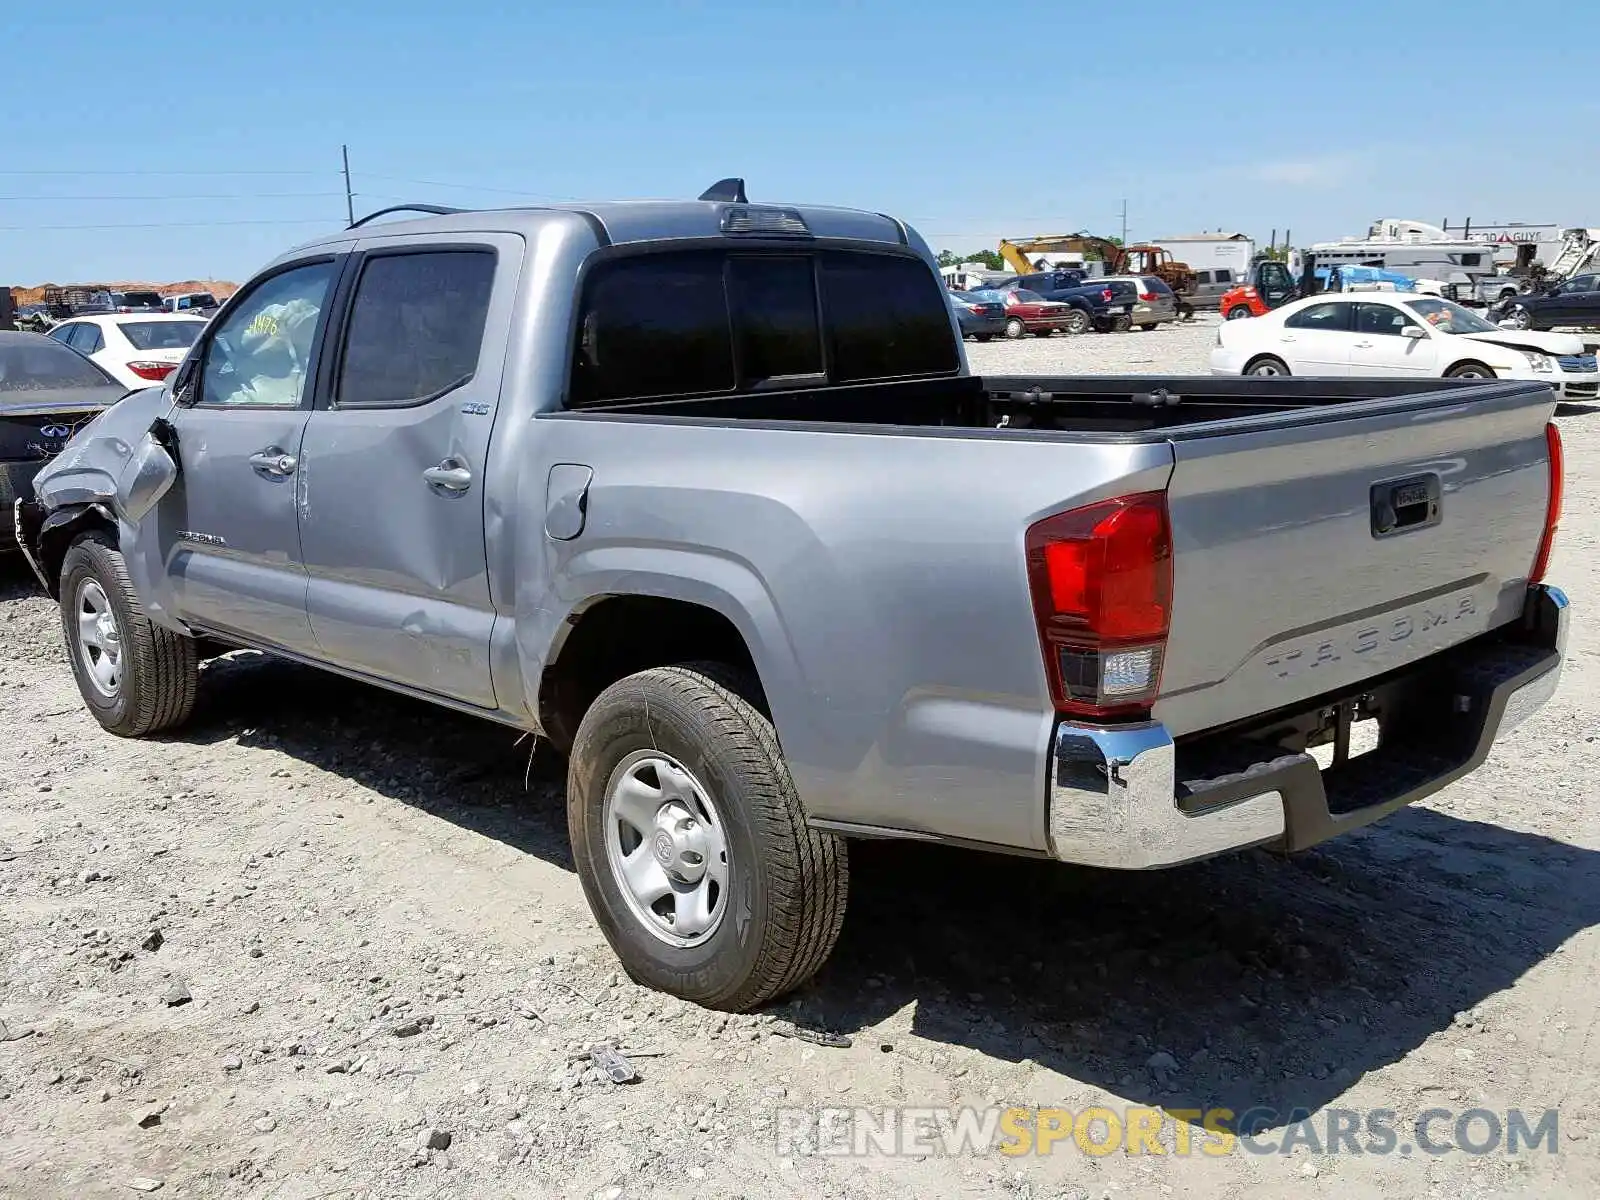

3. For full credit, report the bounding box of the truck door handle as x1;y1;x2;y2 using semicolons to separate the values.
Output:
423;457;473;493
248;449;297;476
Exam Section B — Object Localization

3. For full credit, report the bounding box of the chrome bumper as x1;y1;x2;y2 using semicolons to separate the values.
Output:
1048;584;1569;869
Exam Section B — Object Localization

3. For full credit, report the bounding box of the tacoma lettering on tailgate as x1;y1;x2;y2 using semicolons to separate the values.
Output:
1263;596;1477;681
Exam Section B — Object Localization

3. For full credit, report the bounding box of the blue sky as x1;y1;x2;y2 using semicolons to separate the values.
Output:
6;0;1596;284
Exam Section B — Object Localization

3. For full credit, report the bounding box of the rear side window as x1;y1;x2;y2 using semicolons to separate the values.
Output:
1285;302;1351;331
572;249;956;406
336;250;496;408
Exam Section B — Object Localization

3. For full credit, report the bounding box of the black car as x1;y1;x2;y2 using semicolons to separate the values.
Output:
1500;273;1600;331
0;333;127;549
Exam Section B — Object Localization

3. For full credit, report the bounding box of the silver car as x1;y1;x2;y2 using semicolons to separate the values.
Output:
1100;274;1178;329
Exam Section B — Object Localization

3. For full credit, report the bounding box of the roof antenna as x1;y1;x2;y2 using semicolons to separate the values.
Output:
698;177;748;203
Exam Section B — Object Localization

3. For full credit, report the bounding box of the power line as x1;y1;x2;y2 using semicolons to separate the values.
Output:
0;191;347;202
0;169;333;177
0;217;337;232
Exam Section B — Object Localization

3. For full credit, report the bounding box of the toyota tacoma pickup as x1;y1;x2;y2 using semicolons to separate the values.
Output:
14;183;1569;1013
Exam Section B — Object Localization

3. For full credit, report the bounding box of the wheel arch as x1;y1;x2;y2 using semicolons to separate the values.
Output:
33;503;118;599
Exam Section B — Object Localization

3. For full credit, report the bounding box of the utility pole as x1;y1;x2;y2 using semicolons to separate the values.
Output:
342;145;354;227
1119;199;1128;244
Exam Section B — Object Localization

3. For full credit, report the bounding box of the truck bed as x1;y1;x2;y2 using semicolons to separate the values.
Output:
557;373;1543;439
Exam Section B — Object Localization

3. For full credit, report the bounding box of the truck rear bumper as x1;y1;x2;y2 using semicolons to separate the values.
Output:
1047;583;1568;869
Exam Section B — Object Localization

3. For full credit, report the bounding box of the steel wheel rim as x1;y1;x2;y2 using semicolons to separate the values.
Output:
75;579;123;697
603;751;729;948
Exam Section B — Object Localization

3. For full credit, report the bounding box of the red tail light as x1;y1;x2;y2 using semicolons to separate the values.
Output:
1101;288;1113;302
1026;492;1173;719
967;304;985;315
1530;421;1563;584
127;360;178;381
1139;291;1158;302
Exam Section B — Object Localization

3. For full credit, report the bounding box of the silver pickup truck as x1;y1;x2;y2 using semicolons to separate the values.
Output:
14;185;1569;1013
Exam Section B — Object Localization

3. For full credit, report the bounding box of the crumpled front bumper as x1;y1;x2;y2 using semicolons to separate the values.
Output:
1047;584;1569;869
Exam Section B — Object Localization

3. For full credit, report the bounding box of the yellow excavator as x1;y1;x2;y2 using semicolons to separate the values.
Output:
998;234;1196;307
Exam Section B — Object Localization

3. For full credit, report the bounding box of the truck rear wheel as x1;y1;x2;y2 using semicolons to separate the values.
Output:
59;531;198;737
1062;309;1090;336
567;664;849;1012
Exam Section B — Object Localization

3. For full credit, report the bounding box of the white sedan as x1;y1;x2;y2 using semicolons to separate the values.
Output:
1210;293;1600;400
46;313;208;390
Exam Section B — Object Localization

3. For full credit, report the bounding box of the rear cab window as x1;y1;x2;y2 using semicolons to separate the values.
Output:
570;249;958;406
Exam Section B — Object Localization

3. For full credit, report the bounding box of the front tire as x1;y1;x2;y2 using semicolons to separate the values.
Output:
1445;361;1495;379
59;531;197;737
1504;304;1533;330
567;664;849;1012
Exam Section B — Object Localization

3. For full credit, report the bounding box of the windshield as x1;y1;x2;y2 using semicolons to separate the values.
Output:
120;320;206;351
1009;289;1045;303
0;338;118;392
1405;297;1498;335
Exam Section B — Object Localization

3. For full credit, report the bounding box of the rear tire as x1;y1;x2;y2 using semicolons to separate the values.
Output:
567;664;849;1012
1004;317;1027;339
1062;309;1090;336
973;333;993;343
1504;304;1533;331
1245;356;1290;377
1110;314;1132;333
1445;361;1495;380
59;531;198;737
1226;306;1253;321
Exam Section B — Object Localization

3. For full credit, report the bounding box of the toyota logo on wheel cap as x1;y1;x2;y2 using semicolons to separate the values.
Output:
40;424;71;439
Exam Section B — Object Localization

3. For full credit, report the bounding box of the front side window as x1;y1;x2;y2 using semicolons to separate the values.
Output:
1559;276;1596;294
200;262;335;408
336;250;496;408
1355;304;1421;337
1284;302;1351;332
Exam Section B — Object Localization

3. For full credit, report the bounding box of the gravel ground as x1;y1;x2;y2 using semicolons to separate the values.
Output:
2;333;1599;1199
965;314;1219;376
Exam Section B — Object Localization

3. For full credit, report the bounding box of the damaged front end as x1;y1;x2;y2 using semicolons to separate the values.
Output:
17;387;180;596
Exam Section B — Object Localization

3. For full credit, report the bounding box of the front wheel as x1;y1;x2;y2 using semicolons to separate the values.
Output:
568;664;849;1012
1245;356;1290;377
1445;361;1495;380
1003;317;1027;339
59;531;198;737
1503;304;1533;330
972;333;993;343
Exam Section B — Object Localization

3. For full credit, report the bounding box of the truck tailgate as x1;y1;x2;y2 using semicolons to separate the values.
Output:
1155;383;1556;738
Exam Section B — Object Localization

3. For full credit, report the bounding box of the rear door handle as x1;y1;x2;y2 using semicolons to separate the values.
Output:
423;456;473;493
248;449;297;476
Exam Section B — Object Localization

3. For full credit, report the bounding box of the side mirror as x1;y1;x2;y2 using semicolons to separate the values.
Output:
114;426;179;524
1402;325;1426;339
